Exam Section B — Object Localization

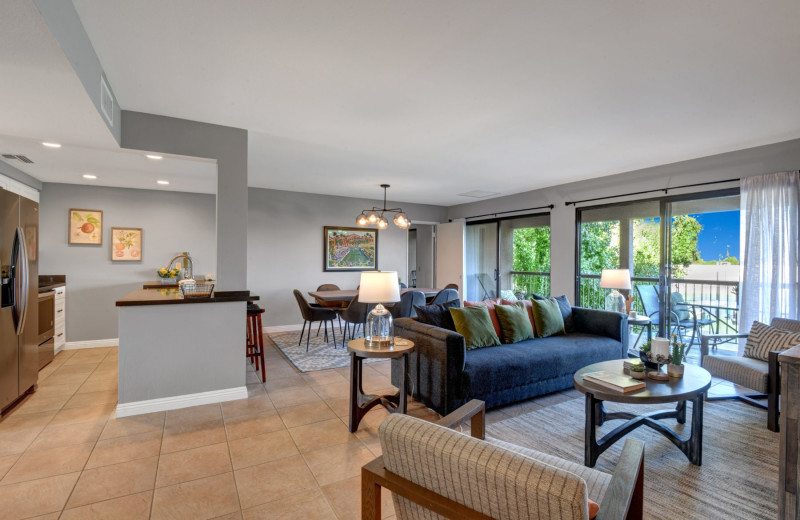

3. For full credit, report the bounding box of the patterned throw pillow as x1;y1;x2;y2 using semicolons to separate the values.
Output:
743;321;800;361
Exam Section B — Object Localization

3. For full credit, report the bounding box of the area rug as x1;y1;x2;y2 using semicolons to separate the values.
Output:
268;329;378;372
488;398;778;520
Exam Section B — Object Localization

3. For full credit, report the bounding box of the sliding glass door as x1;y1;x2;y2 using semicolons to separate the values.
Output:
466;214;551;301
577;190;740;352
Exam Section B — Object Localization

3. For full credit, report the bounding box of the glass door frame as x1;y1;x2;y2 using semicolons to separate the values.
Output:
575;187;740;338
466;211;551;301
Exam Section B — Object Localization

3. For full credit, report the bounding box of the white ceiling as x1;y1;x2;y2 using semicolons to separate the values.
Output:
0;1;216;194
3;1;800;204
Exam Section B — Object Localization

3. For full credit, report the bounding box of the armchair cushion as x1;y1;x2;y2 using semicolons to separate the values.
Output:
703;354;769;393
380;414;598;520
744;321;800;361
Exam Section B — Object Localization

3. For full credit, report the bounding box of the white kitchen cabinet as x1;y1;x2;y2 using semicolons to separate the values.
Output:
54;287;66;353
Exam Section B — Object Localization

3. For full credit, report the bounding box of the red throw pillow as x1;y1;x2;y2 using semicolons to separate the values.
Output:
589;499;599;519
464;298;502;339
501;299;536;337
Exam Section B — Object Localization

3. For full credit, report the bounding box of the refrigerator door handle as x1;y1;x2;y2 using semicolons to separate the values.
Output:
14;227;29;336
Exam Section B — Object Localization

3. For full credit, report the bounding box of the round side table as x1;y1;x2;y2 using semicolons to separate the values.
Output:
346;337;415;433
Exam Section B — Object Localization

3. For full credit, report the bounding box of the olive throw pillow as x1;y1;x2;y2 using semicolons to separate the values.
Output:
495;302;534;344
450;306;500;350
530;297;566;338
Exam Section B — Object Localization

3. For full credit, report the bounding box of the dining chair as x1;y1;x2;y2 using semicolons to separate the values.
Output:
429;288;459;306
340;296;369;344
293;289;338;351
443;283;459;290
315;283;346;333
390;291;425;319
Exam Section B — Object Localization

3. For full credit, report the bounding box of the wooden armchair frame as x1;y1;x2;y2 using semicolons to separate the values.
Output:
361;400;644;520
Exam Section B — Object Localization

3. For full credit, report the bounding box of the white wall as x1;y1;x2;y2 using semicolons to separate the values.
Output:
39;183;218;342
448;137;800;302
247;188;447;327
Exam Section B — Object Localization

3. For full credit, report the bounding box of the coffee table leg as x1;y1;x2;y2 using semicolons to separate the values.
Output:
585;393;600;467
676;400;687;424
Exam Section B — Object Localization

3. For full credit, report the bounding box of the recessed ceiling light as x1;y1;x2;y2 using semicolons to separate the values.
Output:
42;142;61;148
82;174;97;179
157;180;170;185
146;154;163;160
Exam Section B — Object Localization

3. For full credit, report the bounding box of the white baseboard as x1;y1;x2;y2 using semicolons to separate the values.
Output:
263;324;304;333
65;338;119;350
115;386;248;418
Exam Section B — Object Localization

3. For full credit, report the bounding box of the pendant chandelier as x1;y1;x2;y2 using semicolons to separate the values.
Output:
356;184;410;230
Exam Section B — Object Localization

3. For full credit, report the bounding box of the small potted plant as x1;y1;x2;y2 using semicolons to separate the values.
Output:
668;333;687;378
638;340;658;369
157;267;180;284
630;363;646;380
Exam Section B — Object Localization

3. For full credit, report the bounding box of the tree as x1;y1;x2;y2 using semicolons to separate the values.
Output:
631;216;702;278
512;226;551;296
580;221;619;275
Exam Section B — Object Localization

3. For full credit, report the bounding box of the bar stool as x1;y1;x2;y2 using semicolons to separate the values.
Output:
246;303;266;383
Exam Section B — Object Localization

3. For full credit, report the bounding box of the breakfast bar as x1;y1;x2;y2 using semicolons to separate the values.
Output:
115;287;255;417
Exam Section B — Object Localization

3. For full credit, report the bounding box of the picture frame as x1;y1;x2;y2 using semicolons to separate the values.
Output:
110;227;143;262
323;226;378;272
68;209;103;245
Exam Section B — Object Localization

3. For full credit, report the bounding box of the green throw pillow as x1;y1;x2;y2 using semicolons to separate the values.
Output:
530;297;566;338
450;306;501;350
495;302;534;344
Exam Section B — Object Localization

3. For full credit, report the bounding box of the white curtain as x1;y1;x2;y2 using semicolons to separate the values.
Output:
739;170;800;353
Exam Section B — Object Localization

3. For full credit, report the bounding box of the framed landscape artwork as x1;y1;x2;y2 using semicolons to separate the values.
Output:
324;226;378;272
68;209;103;245
111;227;143;262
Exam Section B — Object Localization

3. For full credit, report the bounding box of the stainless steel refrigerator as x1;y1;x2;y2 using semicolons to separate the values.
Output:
1;187;38;412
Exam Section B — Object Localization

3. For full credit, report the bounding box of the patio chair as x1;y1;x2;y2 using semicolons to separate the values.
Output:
293;289;338;351
701;317;800;432
362;400;645;520
389;291;425;319
476;272;496;300
636;285;710;349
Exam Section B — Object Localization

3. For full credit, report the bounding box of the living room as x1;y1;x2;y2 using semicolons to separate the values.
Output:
1;1;800;519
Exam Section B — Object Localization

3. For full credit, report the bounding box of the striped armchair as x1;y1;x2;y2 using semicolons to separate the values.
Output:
362;401;644;520
701;317;800;432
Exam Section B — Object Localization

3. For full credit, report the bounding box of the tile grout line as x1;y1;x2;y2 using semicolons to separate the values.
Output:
147;407;168;520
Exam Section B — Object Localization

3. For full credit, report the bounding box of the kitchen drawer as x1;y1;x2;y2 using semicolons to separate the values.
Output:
55;304;65;317
55;317;65;331
55;295;65;306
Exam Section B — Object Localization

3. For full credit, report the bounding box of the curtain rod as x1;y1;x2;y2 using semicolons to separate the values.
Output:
564;178;741;206
463;204;554;220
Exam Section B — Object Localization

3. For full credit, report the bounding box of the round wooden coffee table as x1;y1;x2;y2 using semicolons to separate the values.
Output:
346;338;415;433
574;359;711;467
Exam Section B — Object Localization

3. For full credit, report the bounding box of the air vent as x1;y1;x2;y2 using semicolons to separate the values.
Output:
457;190;500;199
100;73;114;126
1;154;34;164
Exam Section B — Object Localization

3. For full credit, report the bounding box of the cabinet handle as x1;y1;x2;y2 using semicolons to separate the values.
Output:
57;309;63;313
57;333;63;337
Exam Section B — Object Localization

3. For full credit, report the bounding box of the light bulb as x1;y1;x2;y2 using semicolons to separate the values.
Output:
393;212;409;228
356;214;369;226
377;216;388;229
367;211;378;223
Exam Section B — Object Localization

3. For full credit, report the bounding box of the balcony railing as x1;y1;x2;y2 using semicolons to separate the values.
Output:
509;271;551;299
578;274;740;341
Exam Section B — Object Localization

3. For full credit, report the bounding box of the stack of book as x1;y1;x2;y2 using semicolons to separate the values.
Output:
623;358;644;372
583;371;646;393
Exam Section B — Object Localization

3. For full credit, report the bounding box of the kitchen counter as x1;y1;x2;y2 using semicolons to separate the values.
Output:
116;289;258;306
143;280;178;289
39;274;66;293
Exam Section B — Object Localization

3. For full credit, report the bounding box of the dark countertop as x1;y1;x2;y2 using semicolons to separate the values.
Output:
116;288;258;307
39;275;66;293
143;280;179;289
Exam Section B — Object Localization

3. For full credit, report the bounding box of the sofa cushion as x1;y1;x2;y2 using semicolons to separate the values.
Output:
460;334;623;400
554;295;576;332
743;320;800;361
502;298;536;336
495;302;534;344
414;299;459;331
464;298;503;338
531;298;565;338
450;306;500;350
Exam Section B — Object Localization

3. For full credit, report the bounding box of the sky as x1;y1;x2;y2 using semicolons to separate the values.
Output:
689;210;740;261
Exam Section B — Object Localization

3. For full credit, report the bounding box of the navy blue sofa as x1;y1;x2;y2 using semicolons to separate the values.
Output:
391;307;628;415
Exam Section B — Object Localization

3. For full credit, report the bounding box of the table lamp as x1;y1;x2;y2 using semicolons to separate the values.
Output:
359;271;401;347
600;269;631;314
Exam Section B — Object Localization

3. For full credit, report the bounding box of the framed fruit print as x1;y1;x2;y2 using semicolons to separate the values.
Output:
68;209;103;245
111;227;143;262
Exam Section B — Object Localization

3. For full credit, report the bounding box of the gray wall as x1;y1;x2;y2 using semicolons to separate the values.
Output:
248;188;447;327
448;137;800;300
39;183;217;342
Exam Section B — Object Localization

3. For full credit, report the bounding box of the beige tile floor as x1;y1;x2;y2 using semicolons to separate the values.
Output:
0;340;750;519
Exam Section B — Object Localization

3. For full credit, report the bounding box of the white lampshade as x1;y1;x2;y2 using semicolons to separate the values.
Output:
599;269;632;290
358;271;401;303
